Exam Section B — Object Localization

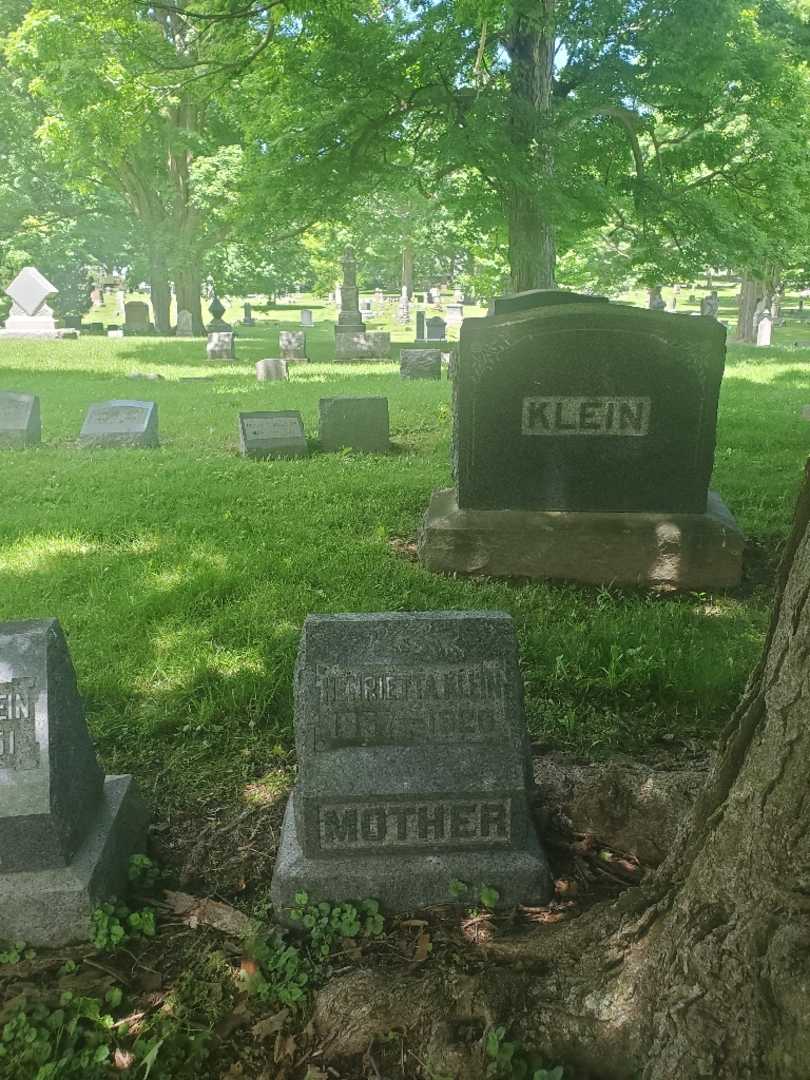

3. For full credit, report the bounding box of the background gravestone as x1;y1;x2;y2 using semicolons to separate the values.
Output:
415;310;426;340
207;331;235;360
400;349;441;380
319;396;389;453
0;392;41;448
419;290;743;588
335;330;391;362
301;309;314;327
1;267;65;339
0;619;147;945
239;410;307;459
124;301;152;334
243;302;255;326
80;400;159;448
426;316;447;341
271;611;553;913
176;310;193;336
280;330;307;361
208;295;232;332
256;358;289;382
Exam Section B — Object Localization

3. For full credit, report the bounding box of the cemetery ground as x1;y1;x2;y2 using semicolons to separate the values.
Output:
0;300;809;1078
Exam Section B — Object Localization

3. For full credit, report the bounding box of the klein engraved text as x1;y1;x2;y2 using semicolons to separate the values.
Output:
0;680;39;770
318;798;512;851
522;396;651;436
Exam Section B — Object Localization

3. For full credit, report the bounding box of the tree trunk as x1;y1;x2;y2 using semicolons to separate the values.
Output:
401;243;414;299
174;265;205;335
314;462;810;1079
505;1;556;293
149;248;171;335
736;272;764;342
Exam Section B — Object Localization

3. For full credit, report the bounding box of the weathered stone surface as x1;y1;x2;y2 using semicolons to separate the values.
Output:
418;488;744;589
0;392;41;448
207;331;235;360
334;330;391;362
280;330;307;361
400;349;441;380
301;309;314;327
454;298;727;514
176;310;193;337
256;359;289;382
488;289;608;318
0;619;147;944
239;410;307;459
124;301;152;333
757;315;773;347
80;400;159;448
243;303;255;326
271;612;552;914
426;316;447;341
319;396;389;453
446;303;464;326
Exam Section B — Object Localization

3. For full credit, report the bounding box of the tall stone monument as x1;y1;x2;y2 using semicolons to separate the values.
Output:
271;611;552;914
334;248;391;361
0;620;147;945
0;267;75;339
418;290;743;589
207;295;232;332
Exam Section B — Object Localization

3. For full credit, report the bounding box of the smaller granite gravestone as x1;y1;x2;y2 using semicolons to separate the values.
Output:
124;301;152;333
80;401;159;448
239;410;307;459
757;313;773;347
426;316;447;341
415;310;426;340
301;309;314;327
1;267;68;339
400;349;441;380
335;330;391;362
208;295;232;332
319;396;389;452
700;293;720;319
176;310;194;337
256;359;289;382
0;619;147;945
446;303;464;326
243;303;255;326
0;392;41;448
280;330;308;361
107;329;124;339
207;332;236;360
271;611;553;914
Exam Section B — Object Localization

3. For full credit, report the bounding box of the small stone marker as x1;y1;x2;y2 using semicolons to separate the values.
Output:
400;349;441;380
319;396;389;452
207;331;236;360
301;309;314;327
0;392;41;448
239;410;307;459
426;316;447;341
243;302;255;326
124;301;152;333
418;288;743;589
80;400;159;448
446;303;464;326
271;611;553;914
0;619;147;945
280;330;307;361
256;359;289;382
756;314;773;347
176;309;193;337
416;309;426;340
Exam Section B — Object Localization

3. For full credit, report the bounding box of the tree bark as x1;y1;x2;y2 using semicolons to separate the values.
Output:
736;272;764;342
174;264;205;335
505;1;557;293
401;243;414;299
315;462;810;1079
149;248;171;335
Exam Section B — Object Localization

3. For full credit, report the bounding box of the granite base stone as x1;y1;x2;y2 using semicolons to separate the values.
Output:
418;488;744;589
271;798;552;914
0;775;147;946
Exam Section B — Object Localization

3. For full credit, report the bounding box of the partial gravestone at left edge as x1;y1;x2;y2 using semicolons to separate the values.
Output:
0;392;41;448
0;619;148;946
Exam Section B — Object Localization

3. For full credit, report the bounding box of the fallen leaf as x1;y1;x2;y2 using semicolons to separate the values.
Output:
240;958;258;978
164;891;251;937
251;1010;290;1039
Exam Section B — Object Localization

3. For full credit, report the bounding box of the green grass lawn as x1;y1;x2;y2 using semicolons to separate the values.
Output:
0;304;807;845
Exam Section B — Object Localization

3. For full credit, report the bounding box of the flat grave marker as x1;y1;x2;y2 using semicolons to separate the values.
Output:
239;410;307;459
80;400;159;448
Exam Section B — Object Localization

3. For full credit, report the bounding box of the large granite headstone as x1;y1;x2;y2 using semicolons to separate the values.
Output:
1;267;68;339
280;330;308;362
207;331;235;360
0;620;147;945
239;410;307;459
80;400;159;448
124;301;152;333
418;290;743;588
400;349;441;380
319;396;389;453
271;611;553;914
0;392;41;448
